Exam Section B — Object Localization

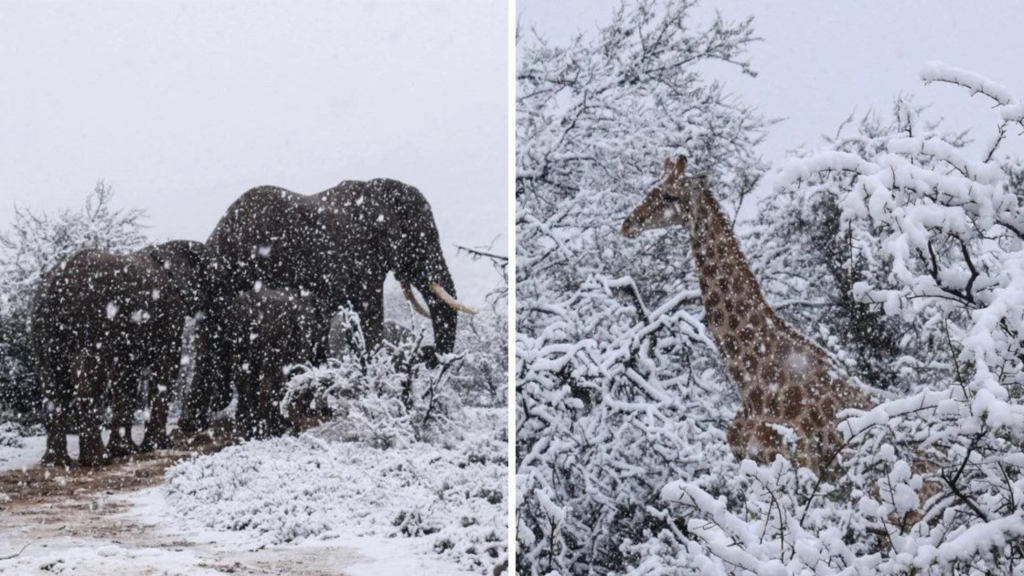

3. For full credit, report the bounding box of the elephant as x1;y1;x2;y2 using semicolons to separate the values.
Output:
179;178;475;433
32;240;213;466
225;288;333;439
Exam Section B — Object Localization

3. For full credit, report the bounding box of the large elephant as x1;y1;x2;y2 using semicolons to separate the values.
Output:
225;288;333;439
180;178;474;433
32;240;213;466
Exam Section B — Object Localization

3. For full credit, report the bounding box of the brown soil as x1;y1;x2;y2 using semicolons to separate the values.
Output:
0;427;230;509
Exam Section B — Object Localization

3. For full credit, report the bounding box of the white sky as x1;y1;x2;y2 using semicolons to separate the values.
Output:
519;0;1024;216
0;1;508;303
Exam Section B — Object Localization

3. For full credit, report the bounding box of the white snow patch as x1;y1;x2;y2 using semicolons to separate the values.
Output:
161;408;506;572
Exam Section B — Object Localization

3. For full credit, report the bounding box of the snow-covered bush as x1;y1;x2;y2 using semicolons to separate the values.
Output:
518;276;746;572
650;64;1024;574
0;182;146;422
745;101;960;392
0;420;36;448
282;308;464;448
164;408;507;573
450;245;509;407
516;1;765;572
449;305;508;408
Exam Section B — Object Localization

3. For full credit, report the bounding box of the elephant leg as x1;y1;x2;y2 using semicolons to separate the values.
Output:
106;369;138;459
106;413;137;458
257;375;286;439
39;360;72;466
77;396;109;467
41;401;71;467
234;364;258;441
179;311;231;433
141;350;176;452
79;425;107;466
356;286;385;355
70;354;109;467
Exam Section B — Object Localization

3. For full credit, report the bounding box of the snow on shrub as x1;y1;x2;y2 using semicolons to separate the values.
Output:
0;421;30;448
647;64;1024;574
517;276;744;572
281;308;464;449
163;409;507;572
448;305;508;408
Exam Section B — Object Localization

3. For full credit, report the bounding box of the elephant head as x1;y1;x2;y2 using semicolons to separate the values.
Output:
144;240;215;316
369;179;475;357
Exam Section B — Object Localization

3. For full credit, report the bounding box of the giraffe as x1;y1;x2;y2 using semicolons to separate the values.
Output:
621;155;874;476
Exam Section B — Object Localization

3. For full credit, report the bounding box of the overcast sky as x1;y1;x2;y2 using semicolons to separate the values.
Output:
519;0;1024;216
0;0;507;303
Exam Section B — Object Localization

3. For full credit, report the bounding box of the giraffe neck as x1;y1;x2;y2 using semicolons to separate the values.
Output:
685;187;774;395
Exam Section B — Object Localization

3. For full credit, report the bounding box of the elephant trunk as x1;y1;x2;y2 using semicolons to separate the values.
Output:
425;285;459;356
403;266;459;357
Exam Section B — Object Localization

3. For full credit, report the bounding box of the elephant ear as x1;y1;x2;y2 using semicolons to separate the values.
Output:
154;241;213;275
151;241;216;306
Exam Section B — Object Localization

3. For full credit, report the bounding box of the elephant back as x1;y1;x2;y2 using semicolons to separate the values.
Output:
213;187;376;315
34;246;199;354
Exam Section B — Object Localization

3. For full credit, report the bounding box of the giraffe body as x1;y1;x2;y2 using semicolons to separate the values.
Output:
623;156;873;475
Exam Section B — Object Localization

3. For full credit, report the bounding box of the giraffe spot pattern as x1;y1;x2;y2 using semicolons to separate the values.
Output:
668;174;874;477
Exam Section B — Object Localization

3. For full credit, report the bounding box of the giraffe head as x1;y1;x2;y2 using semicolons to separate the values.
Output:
621;155;708;238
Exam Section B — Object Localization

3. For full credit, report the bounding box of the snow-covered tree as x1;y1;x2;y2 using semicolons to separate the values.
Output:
516;1;767;572
517;0;764;306
0;182;146;422
652;63;1024;574
745;100;963;393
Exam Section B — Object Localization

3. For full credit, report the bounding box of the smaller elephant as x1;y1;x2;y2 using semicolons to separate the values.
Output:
32;241;213;466
225;289;333;439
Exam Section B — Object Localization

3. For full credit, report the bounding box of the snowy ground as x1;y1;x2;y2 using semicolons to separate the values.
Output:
0;409;506;575
0;434;44;474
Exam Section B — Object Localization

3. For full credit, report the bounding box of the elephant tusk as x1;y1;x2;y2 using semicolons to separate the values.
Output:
401;282;432;319
429;282;477;315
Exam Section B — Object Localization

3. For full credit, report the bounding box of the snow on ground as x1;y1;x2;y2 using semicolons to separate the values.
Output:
160;407;507;573
0;485;452;575
0;408;506;575
0;433;44;474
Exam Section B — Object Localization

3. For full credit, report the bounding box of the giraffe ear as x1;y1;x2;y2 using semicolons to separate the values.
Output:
663;158;674;174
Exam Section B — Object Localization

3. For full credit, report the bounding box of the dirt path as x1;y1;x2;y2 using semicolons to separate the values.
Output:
0;433;226;507
0;432;370;575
